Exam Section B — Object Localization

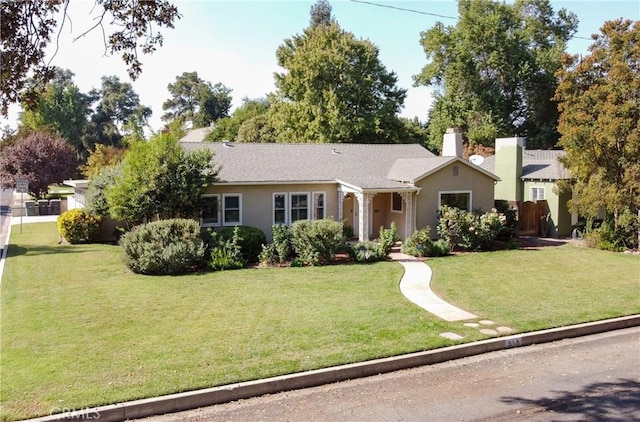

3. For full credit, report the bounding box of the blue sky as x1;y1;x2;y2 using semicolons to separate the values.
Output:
2;0;639;132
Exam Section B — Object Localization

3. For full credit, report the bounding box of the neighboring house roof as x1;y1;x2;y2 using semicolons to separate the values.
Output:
388;156;500;183
479;149;570;180
179;127;213;143
181;142;451;191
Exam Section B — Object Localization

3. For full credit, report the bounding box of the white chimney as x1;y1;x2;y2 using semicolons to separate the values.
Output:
442;128;463;157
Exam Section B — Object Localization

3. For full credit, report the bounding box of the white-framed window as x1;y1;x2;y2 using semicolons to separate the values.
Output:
201;194;221;227
273;193;287;225
391;192;403;213
290;193;309;223
439;191;472;211
222;193;242;225
312;191;325;220
530;187;545;201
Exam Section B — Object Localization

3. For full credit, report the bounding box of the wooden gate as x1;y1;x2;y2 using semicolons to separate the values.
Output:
518;200;550;236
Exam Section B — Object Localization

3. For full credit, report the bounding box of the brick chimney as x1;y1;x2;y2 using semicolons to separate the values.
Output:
442;128;463;157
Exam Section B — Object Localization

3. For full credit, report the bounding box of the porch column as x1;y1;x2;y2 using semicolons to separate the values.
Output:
355;192;375;241
400;191;414;238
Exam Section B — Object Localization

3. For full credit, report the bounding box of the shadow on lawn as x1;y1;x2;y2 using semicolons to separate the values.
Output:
8;244;96;257
500;378;640;421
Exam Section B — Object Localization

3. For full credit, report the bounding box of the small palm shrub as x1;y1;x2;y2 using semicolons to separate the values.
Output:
260;225;294;265
290;219;345;266
57;209;102;244
217;225;267;263
210;226;245;270
120;218;206;275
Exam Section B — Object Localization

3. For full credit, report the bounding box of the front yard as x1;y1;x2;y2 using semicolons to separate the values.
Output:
1;223;638;420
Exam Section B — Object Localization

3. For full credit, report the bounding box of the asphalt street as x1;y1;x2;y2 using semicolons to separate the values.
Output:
141;327;640;422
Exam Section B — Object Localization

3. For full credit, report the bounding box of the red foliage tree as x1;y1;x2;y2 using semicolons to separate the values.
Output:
0;130;77;199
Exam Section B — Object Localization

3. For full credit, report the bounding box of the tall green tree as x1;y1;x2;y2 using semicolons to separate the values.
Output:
106;122;217;225
94;75;151;130
415;0;577;151
19;68;91;154
555;19;640;247
0;0;180;116
272;21;407;143
206;97;271;142
82;75;151;154
309;0;334;28
162;72;232;128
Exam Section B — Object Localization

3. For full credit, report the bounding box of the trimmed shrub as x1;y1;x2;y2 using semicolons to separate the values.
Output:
217;225;267;263
290;219;345;266
259;225;294;265
437;206;506;251
350;240;386;263
402;226;433;257
57;209;102;244
210;226;245;271
120;219;206;275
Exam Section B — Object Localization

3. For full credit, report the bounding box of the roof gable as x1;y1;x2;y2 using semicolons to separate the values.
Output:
388;156;500;183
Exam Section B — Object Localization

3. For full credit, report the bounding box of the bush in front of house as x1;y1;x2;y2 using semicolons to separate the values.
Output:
350;240;386;262
210;226;246;271
438;206;506;251
349;224;399;263
259;225;294;265
217;225;267;263
290;219;345;265
584;212;638;252
57;209;103;244
378;222;399;256
402;226;431;257
494;199;518;241
120;218;206;275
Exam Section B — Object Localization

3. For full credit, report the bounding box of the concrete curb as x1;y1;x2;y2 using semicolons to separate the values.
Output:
24;314;640;422
0;215;11;285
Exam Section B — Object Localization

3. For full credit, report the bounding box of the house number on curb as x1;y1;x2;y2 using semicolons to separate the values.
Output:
504;337;523;348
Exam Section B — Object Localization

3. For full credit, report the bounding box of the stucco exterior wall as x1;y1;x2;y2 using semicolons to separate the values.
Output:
414;163;496;237
523;180;572;237
204;183;340;240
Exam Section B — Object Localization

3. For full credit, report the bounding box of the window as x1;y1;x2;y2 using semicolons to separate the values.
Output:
223;194;241;225
313;192;325;220
273;193;287;225
439;191;471;211
391;192;403;213
530;187;545;202
290;193;309;223
201;194;220;226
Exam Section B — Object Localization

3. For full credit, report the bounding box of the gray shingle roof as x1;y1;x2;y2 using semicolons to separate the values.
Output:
479;150;569;180
181;142;437;190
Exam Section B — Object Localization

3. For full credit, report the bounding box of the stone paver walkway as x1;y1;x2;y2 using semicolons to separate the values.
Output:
389;251;478;322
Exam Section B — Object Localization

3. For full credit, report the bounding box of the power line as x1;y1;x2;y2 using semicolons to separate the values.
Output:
349;0;458;20
349;0;593;40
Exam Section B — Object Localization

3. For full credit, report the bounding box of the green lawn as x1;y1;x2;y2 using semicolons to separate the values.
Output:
1;223;638;420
